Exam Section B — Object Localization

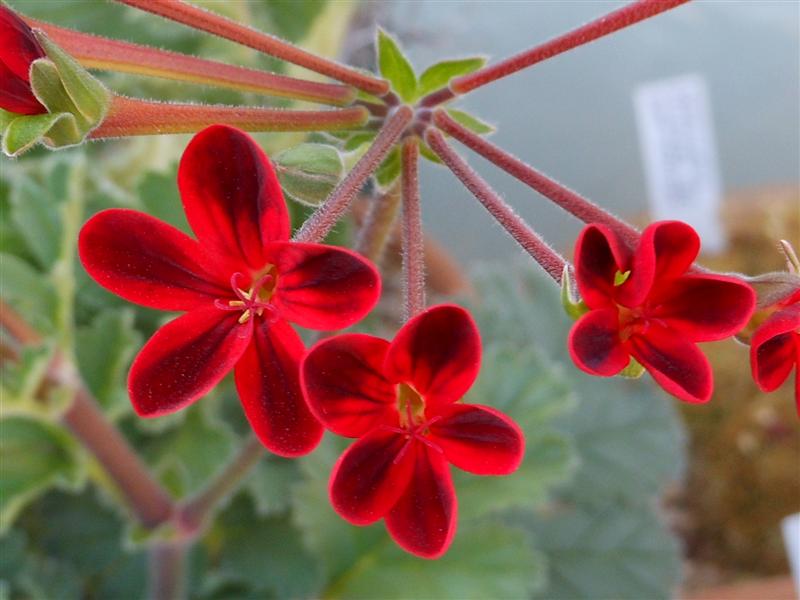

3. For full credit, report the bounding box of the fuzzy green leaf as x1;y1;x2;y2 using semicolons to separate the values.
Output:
374;145;401;187
446;108;495;135
9;177;62;269
0;253;58;334
274;143;344;206
418;57;486;98
1;112;74;157
377;29;417;102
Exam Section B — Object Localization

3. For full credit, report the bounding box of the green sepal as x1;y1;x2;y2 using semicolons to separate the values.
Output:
419;140;443;164
618;356;646;379
374;145;401;188
446;108;495;135
274;143;344;207
0;31;110;156
377;29;417;102
418;56;486;98
561;265;588;320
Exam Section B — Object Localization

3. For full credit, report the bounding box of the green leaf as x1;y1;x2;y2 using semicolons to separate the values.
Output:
377;29;417;102
419;141;443;164
274;143;344;206
75;309;141;416
418;57;486;98
446;108;495;135
244;455;300;517
374;145;401;187
0;417;83;532
1;345;57;417
343;132;375;152
261;0;330;43
325;522;544;600
138;167;190;234
0;252;58;334
1;112;75;157
8;176;62;269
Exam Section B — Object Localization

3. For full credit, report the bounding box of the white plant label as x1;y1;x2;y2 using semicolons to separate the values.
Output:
634;74;725;253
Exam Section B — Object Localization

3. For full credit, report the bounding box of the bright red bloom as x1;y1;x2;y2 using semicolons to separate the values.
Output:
568;220;756;403
750;296;800;415
79;125;381;456
0;5;47;115
301;304;524;558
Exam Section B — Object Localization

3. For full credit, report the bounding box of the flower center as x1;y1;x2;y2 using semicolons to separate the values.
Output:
214;268;279;325
618;305;648;341
385;383;443;464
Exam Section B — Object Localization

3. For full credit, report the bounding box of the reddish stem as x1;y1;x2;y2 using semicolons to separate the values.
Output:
294;106;413;243
426;129;566;283
115;0;390;97
354;184;402;263
433;109;640;247
401;138;426;319
90;95;368;138
420;0;691;105
28;18;354;106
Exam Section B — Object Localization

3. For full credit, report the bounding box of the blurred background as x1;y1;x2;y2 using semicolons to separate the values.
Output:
1;1;798;599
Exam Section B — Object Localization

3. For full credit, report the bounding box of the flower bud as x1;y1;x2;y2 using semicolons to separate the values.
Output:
0;4;47;115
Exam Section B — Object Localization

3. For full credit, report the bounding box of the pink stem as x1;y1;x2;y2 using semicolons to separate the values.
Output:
420;0;691;105
90;95;368;138
27;18;355;106
425;129;566;283
115;0;390;97
354;184;402;263
433;109;640;247
401;137;426;319
294;106;413;243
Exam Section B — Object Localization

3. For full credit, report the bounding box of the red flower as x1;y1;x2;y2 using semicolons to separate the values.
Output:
568;220;756;403
301;304;524;558
79;125;381;456
750;296;800;415
0;5;47;115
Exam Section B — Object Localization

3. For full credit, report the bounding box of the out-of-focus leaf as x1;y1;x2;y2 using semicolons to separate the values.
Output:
262;0;330;43
374;146;401;187
1;345;56;417
245;455;300;516
0;253;58;334
0;418;83;532
75;309;141;417
137;167;190;234
208;494;323;598
377;29;417;102
275;143;344;206
417;57;486;98
446;108;495;135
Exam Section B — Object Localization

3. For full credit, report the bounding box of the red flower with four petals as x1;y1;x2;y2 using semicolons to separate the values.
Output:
301;304;524;558
568;220;756;403
0;4;47;115
79;125;381;456
750;293;800;415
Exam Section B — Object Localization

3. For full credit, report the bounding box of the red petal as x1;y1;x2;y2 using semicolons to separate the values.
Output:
619;221;699;307
429;404;524;475
329;428;415;525
629;322;713;403
574;224;630;309
0;61;46;115
128;307;250;417
649;274;756;341
235;319;322;457
568;307;629;376
385;444;457;559
384;305;481;409
0;5;45;80
268;242;381;330
301;334;397;437
750;305;800;393
79;209;234;311
178;125;289;270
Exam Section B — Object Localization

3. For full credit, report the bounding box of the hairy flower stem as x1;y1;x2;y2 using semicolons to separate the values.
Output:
178;435;265;531
426;129;566;283
295;106;414;243
28;18;355;106
354;183;402;263
433;110;640;247
419;0;691;107
401;138;426;320
90;96;368;138
115;0;389;97
148;542;188;600
0;301;175;529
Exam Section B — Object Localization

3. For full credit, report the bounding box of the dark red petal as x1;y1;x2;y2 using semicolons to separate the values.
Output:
235;318;323;457
384;305;481;410
78;209;232;311
267;241;381;330
385;444;457;559
574;224;630;309
0;61;46;115
178;125;289;270
329;428;415;525
429;404;524;475
0;5;45;80
128;307;250;417
301;334;397;437
629;322;713;403
750;304;800;393
649;273;756;342
619;221;699;307
568;307;629;376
